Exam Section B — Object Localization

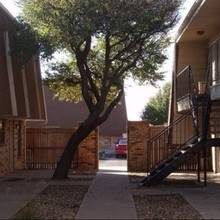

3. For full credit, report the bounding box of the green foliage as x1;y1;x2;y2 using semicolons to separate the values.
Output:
141;82;171;125
44;60;83;102
16;0;183;179
11;19;55;65
17;0;182;111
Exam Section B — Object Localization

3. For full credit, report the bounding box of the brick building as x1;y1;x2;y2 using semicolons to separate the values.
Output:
0;4;46;177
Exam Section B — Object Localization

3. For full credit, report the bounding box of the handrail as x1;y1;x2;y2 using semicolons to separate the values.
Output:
147;104;200;174
148;133;202;174
148;105;197;143
147;66;200;175
176;66;198;103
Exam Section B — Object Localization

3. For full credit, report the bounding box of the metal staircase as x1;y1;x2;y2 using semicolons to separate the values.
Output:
139;105;203;186
140;66;220;186
139;139;204;186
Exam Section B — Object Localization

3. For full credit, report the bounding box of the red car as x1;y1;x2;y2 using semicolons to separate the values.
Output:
115;138;127;158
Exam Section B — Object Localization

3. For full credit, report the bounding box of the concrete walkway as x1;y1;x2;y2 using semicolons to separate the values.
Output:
75;171;137;219
0;170;53;219
1;159;220;219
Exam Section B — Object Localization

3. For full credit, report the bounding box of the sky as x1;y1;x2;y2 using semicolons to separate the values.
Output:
0;0;195;120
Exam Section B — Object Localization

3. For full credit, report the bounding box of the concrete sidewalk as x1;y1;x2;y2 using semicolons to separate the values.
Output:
75;170;137;219
0;170;53;219
0;160;220;219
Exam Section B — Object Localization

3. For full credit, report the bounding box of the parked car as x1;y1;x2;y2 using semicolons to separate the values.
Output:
115;138;127;158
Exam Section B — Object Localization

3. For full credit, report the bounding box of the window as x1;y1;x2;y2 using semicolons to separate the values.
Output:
0;119;4;144
210;39;220;85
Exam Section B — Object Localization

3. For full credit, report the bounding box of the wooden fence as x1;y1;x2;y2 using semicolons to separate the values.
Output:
149;125;200;171
26;128;77;169
26;124;200;172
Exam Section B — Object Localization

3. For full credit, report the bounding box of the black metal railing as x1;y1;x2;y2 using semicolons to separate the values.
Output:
146;66;201;175
146;106;200;174
176;66;198;106
146;60;216;177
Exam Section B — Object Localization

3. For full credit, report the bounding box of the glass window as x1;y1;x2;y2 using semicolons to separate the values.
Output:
217;42;220;83
210;39;220;85
211;44;217;85
119;138;127;144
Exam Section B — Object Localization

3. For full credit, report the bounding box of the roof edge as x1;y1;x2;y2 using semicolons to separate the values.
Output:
175;0;205;43
0;3;15;20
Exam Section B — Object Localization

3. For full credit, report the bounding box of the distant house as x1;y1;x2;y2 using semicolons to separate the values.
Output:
0;4;46;177
35;86;128;150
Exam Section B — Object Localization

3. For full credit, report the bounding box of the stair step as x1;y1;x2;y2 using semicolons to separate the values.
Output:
150;170;157;176
183;146;192;151
174;152;182;157
158;164;166;170
166;158;174;163
140;139;204;186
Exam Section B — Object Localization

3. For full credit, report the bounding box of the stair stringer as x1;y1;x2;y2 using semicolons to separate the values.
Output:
140;140;204;186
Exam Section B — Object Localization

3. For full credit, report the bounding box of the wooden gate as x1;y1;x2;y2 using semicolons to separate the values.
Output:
26;127;77;169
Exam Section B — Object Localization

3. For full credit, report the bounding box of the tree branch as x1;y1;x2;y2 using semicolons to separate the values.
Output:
101;33;111;95
75;48;95;113
96;88;124;126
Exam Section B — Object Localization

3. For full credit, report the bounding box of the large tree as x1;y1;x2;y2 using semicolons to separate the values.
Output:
141;82;171;125
18;0;182;179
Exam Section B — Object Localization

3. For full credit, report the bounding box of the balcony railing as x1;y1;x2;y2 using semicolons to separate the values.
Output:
176;66;198;105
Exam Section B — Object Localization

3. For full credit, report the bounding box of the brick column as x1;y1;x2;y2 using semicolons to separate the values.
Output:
127;121;150;172
77;127;99;171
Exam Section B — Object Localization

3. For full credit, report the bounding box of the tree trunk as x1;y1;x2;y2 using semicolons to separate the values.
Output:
52;120;95;179
52;90;123;179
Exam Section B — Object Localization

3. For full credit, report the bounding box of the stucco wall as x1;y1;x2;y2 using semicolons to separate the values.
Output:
177;41;208;83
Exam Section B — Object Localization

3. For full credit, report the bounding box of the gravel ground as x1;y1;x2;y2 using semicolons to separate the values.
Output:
13;185;89;220
13;173;204;220
133;194;203;219
12;173;94;220
130;173;204;219
15;185;88;219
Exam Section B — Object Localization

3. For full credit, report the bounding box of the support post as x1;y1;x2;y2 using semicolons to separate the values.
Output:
197;152;200;182
204;146;207;186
